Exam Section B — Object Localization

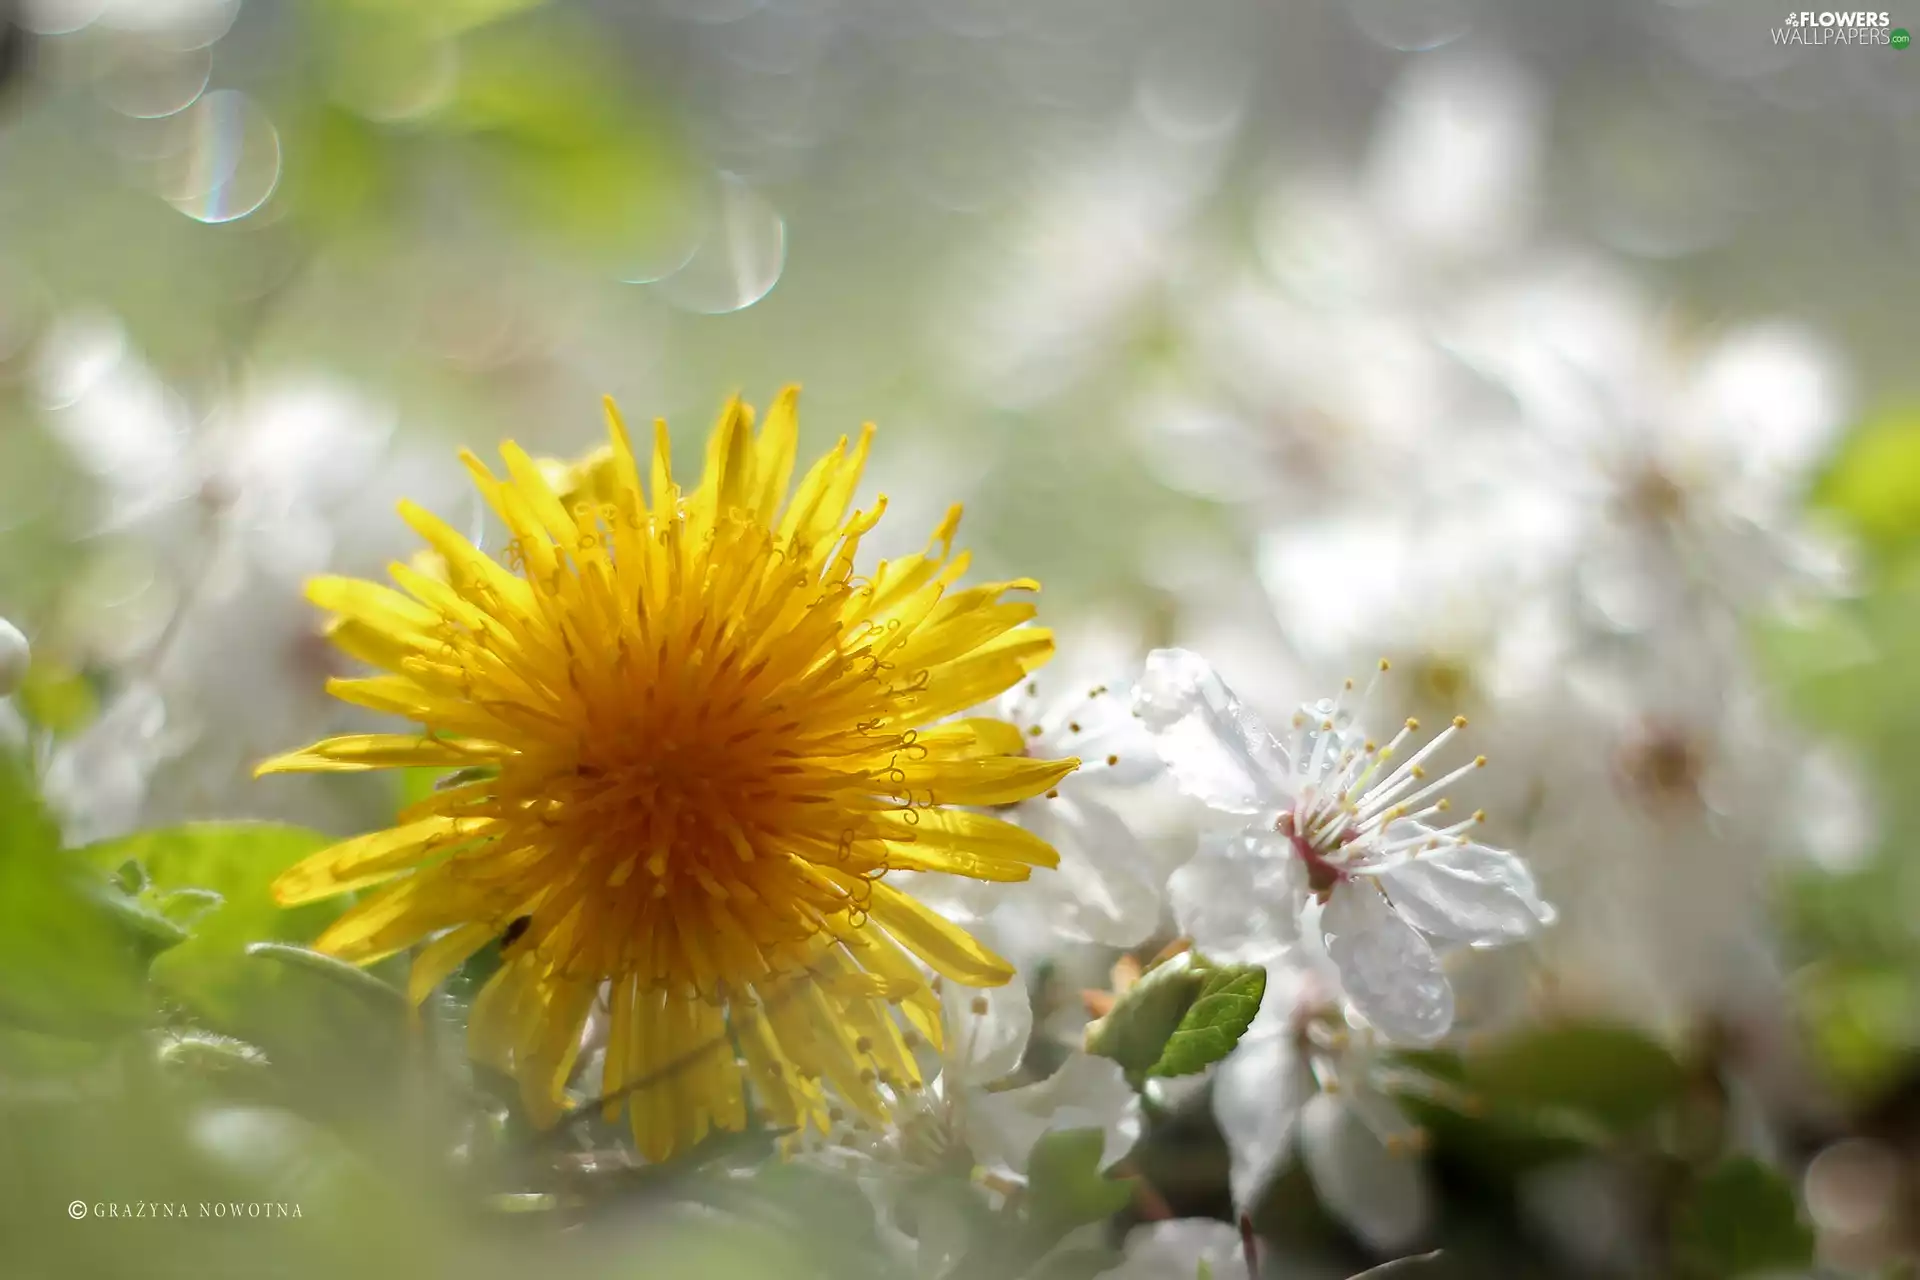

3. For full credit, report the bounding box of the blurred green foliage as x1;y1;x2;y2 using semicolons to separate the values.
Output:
1767;403;1920;1103
1673;1157;1817;1279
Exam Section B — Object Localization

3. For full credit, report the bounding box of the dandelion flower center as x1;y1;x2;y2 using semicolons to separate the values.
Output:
258;388;1075;1161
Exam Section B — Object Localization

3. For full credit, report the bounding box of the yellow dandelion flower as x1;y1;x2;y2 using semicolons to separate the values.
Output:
258;388;1074;1161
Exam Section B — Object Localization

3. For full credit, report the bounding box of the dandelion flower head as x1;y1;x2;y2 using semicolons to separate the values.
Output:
258;388;1075;1160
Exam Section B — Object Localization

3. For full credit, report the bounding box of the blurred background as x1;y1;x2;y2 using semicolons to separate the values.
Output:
4;0;1920;1275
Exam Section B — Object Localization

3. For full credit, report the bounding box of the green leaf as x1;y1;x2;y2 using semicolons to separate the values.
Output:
1084;951;1207;1080
1025;1129;1135;1237
0;753;155;1038
1151;963;1265;1078
245;942;407;1013
1796;961;1919;1101
81;822;339;1022
1673;1157;1815;1278
14;658;99;737
1458;1022;1687;1133
1085;952;1266;1085
1816;404;1920;553
84;880;191;955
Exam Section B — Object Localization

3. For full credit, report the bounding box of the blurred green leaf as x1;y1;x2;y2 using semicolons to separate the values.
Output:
85;880;191;956
1816;404;1920;552
1672;1156;1814;1278
1395;1092;1591;1183
0;753;155;1038
245;942;407;1014
1025;1129;1134;1237
1458;1022;1687;1133
1795;961;1918;1101
1151;963;1265;1079
81;823;338;1023
278;104;390;234
14;658;98;737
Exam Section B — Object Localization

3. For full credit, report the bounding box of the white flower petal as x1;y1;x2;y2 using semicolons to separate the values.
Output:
1167;828;1303;964
1102;1219;1246;1280
1213;996;1314;1210
1322;880;1454;1044
1370;839;1555;946
942;977;1033;1087
1135;648;1291;814
963;1052;1142;1176
1299;1092;1431;1253
1030;795;1168;948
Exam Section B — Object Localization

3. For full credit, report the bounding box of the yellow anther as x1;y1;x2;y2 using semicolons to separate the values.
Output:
1452;715;1468;729
1405;717;1420;731
1473;754;1487;767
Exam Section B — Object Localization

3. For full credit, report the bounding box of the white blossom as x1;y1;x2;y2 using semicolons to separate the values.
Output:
904;651;1188;982
1212;968;1432;1253
1099;1219;1245;1280
803;978;1141;1210
1139;648;1553;1044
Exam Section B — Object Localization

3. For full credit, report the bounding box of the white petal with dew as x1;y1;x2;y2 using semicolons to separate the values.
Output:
941;976;1033;1088
1168;827;1303;964
1370;839;1555;946
1135;648;1291;814
1026;794;1168;949
1299;1092;1431;1253
962;1052;1142;1177
1101;1219;1246;1280
1322;880;1454;1044
1213;995;1315;1210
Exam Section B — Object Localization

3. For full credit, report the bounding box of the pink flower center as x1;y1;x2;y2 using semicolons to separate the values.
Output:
1277;810;1351;897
